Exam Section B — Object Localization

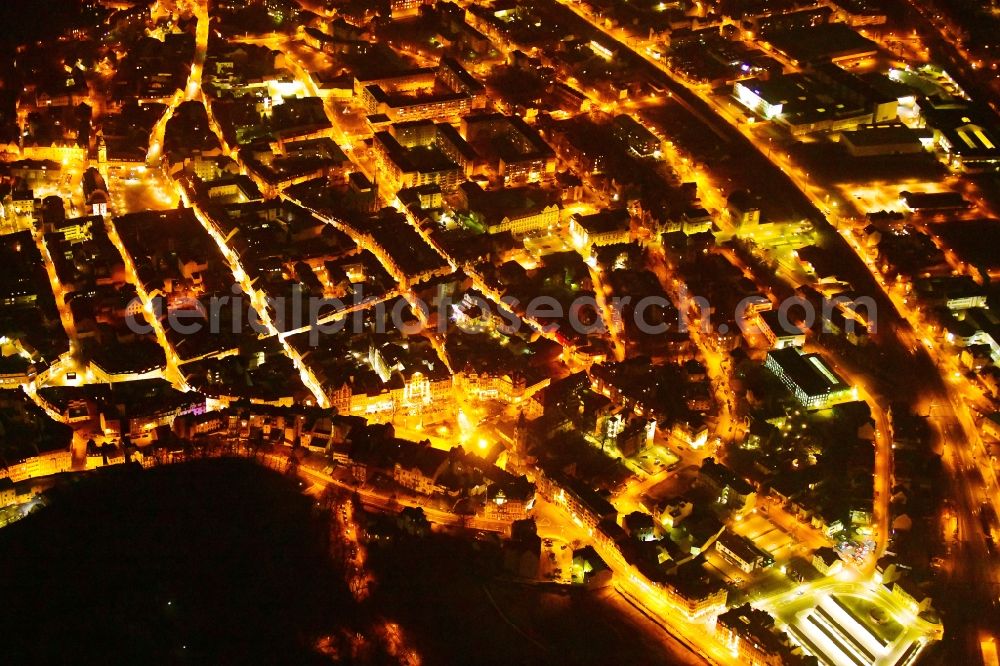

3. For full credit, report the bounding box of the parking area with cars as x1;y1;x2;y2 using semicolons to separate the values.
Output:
540;537;573;583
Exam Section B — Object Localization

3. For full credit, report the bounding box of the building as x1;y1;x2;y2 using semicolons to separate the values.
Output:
654;497;694;529
99;391;207;442
921;100;1000;173
831;0;887;26
716;604;803;666
572;545;612;588
623;511;657;541
812;546;844;576
699;457;756;514
839;125;933;157
745;7;832;38
765;348;855;409
372;121;472;191
363;85;470;124
329;368;454;422
662;560;728;619
734;75;804;120
359;57;482;123
550;82;591;113
389;0;432;19
393;443;450;495
764;23;878;66
438;56;486;107
4;190;39;231
569;209;631;254
6;159;60;185
887;577;933;613
728;190;762;230
481;477;535;522
615;417;655;457
453;367;549;404
714;529;773;573
188;155;240;182
755;310;806;349
0;390;74;483
0;477;15;507
734;65;896;135
198;176;264;204
612;114;661;157
355;67;436;96
460;113;555;183
503;520;542;578
914;276;986;311
808;63;898;123
52;215;99;243
20;141;87;164
544;473;617;531
81;168;110;217
0;448;72;484
900;190;971;212
457;181;561;235
664;416;706;447
681;207;713;235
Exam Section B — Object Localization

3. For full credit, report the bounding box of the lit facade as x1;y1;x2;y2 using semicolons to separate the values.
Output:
764;348;855;409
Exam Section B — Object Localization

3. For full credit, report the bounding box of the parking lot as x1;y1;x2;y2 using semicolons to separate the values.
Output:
731;512;798;562
540;537;573;583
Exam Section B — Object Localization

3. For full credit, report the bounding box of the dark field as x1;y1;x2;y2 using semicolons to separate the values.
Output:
0;459;354;665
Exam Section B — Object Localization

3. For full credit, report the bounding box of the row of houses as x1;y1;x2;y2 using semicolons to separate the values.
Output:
326;362;548;423
174;405;535;523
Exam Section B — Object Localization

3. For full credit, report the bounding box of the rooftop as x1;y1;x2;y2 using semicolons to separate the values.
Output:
839;125;932;148
573;208;630;235
766;347;849;398
766;23;878;63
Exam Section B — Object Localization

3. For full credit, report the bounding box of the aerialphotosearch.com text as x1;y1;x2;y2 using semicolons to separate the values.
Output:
126;284;876;345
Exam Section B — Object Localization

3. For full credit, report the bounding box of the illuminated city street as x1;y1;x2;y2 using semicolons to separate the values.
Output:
2;0;1000;662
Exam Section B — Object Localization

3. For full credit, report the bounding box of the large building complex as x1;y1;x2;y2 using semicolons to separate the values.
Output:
764;348;855;409
734;65;900;135
460;113;556;183
359;57;485;123
372;120;474;190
